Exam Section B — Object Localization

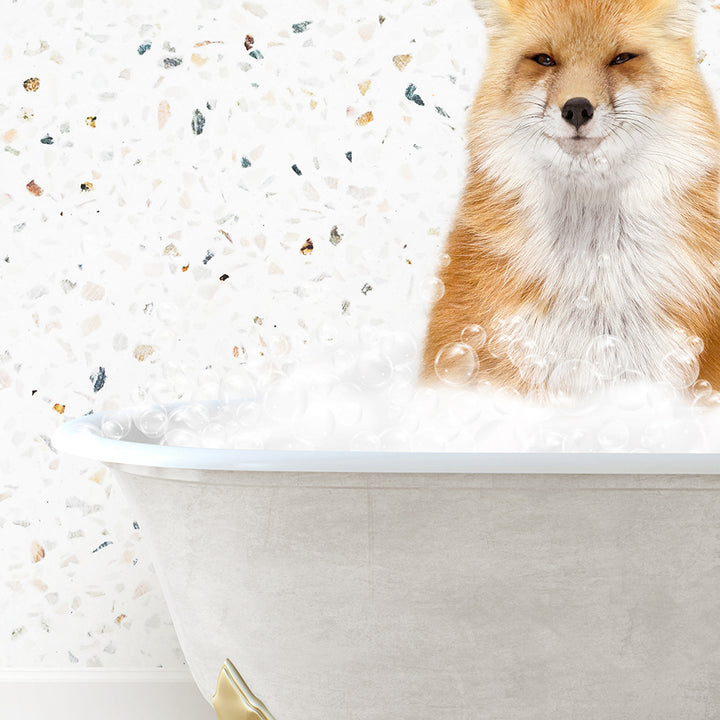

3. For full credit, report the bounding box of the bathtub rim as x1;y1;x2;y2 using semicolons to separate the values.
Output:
52;408;720;476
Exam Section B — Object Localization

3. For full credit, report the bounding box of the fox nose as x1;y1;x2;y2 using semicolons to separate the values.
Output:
561;97;594;129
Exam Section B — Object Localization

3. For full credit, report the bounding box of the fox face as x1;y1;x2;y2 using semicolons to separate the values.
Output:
470;0;716;188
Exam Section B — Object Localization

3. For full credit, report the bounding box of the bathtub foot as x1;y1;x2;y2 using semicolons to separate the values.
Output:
213;658;276;720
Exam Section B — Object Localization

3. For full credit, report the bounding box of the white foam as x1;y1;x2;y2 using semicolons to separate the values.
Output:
102;341;720;454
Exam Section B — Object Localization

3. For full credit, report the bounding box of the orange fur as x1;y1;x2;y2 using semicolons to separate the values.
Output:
422;0;720;394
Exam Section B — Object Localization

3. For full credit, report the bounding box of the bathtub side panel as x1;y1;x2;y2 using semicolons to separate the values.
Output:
114;469;720;720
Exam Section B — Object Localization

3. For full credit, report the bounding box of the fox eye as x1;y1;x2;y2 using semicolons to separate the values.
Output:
610;52;637;66
532;53;556;67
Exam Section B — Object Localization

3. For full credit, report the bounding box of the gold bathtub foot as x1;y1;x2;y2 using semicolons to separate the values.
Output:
213;658;276;720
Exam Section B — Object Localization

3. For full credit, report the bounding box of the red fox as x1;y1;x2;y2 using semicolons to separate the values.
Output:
422;0;720;396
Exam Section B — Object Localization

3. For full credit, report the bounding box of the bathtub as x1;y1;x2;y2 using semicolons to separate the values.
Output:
53;407;720;719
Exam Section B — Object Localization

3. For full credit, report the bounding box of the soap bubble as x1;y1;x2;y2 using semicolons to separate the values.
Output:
503;316;527;339
616;369;643;384
201;422;227;448
506;339;523;366
434;342;478;386
379;331;417;368
598;421;629;450
291;326;312;354
671;327;688;344
268;334;292;359
263;377;308;421
273;436;314;452
486;333;511;359
131;385;151;405
150;380;178;404
401;411;422;436
252;356;281;387
135;405;169;438
219;371;256;404
351;431;381;451
640;422;667;452
438;253;451;268
460;324;487;351
493;385;521;414
229;431;264;451
316;323;338;346
706;391;720;408
687;335;704;356
472;418;519;451
76;421;103;437
563;428;594;452
193;373;221;401
615;370;647;411
525;387;548;405
421;276;445;303
489;316;504;331
101;410;132;440
518;355;549;386
414;385;441;415
691;379;713;402
162;428;201;448
234;400;263;429
663;419;705;452
545;350;559;366
169;403;210;431
357;351;394;389
646;381;677;410
359;324;381;347
547;359;601;404
448;392;485;424
163;362;191;397
212;403;238;427
584;335;631;381
508;338;537;367
328;383;364;425
295;404;336;446
641;423;666;450
332;347;356;375
388;377;416;409
379;427;412;451
661;349;700;389
534;430;565;451
198;366;220;386
575;296;591;310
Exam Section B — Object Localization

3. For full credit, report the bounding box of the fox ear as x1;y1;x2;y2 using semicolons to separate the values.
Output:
664;0;698;37
471;0;512;31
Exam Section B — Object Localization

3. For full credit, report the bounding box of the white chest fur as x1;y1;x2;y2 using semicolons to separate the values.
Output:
502;177;706;389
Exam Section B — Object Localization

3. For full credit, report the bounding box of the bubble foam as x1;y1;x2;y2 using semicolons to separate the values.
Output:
101;339;720;454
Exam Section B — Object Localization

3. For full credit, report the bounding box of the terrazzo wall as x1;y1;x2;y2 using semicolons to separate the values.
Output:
2;0;720;671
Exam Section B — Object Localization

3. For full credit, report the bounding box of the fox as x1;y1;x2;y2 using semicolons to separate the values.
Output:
422;0;720;396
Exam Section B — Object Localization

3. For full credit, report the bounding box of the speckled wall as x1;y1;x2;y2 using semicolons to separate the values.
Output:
2;0;720;670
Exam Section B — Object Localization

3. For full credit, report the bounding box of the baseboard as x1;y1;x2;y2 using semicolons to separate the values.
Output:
0;668;216;720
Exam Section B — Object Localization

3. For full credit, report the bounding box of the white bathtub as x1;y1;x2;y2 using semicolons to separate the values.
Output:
54;408;720;719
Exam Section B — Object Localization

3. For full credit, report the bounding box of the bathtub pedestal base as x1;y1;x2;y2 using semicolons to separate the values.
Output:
213;659;275;720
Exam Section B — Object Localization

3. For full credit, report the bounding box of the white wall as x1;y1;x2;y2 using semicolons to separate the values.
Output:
2;0;720;691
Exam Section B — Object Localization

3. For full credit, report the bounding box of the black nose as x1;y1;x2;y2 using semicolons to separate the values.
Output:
561;97;594;129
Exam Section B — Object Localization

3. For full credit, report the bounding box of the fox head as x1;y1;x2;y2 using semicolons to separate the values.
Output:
468;0;719;189
473;0;698;37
